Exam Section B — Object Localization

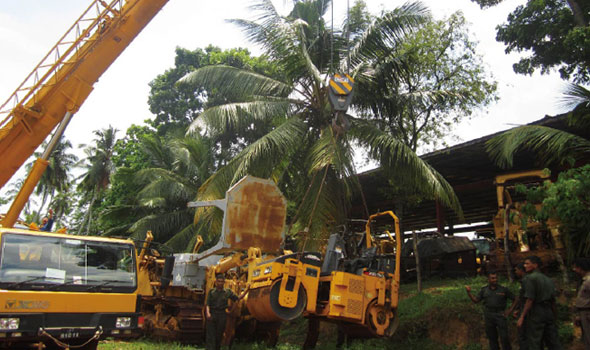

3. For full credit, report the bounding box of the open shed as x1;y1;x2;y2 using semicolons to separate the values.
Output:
351;114;590;236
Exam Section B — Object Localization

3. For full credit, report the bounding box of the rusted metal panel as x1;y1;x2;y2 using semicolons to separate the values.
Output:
222;176;286;253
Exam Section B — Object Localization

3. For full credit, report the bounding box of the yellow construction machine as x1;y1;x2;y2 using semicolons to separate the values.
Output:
138;178;404;347
301;211;402;347
490;170;565;271
137;176;321;345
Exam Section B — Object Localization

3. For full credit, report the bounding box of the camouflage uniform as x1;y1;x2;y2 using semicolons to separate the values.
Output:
206;288;238;350
522;270;561;350
477;284;514;350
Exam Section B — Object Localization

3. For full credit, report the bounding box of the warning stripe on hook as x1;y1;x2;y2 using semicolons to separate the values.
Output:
329;74;353;96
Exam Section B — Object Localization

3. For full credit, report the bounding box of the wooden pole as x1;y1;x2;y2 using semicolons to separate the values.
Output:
413;230;422;293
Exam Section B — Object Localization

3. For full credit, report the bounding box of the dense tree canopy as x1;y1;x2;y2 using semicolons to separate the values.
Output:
7;1;502;252
148;46;282;135
180;0;464;246
354;11;498;152
471;0;590;83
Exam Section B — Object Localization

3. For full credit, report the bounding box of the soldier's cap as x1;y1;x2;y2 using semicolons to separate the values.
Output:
215;273;225;280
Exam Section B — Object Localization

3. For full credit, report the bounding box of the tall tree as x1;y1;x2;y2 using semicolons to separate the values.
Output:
76;126;118;234
471;0;590;83
32;138;78;222
180;0;462;246
354;11;498;152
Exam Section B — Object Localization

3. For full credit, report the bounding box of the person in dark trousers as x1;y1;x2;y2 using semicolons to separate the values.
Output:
572;257;590;349
506;263;528;350
40;208;54;231
466;271;515;350
206;274;249;350
517;255;562;350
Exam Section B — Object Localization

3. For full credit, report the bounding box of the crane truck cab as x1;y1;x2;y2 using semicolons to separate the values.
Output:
0;227;143;349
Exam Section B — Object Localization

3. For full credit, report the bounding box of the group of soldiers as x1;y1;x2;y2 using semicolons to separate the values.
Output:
466;255;590;350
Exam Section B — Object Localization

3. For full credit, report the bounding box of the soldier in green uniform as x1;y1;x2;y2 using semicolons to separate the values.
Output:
506;263;528;350
466;271;515;350
206;274;249;350
517;255;562;350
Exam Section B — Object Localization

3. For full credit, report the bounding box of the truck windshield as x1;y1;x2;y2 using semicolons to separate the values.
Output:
0;233;136;293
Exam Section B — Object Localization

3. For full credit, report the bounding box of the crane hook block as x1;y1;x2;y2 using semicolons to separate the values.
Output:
328;74;354;112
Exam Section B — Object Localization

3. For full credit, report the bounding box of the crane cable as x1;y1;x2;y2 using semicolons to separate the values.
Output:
331;0;334;73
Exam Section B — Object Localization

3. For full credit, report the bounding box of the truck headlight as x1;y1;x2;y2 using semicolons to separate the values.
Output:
264;266;272;275
0;318;19;330
252;269;260;277
116;317;132;328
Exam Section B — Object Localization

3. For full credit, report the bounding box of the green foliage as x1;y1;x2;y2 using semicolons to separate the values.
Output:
148;45;281;135
182;1;465;243
99;131;218;250
487;83;590;169
513;165;590;261
558;322;574;345
355;12;498;152
346;0;371;41
471;0;590;83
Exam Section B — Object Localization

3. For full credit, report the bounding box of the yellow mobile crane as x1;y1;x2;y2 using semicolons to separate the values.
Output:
0;1;170;349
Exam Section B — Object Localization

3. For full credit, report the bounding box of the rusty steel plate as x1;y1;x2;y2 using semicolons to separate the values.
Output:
221;176;286;253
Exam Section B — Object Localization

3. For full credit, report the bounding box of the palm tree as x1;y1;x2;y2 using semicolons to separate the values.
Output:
101;132;216;251
76;126;118;234
180;0;462;247
487;83;590;167
33;138;78;222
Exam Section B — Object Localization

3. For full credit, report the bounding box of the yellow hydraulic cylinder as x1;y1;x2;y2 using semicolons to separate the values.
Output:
1;158;49;228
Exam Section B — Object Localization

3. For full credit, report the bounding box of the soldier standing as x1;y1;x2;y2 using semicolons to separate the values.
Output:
466;271;515;350
572;257;590;349
506;263;528;350
517;255;562;350
206;274;249;350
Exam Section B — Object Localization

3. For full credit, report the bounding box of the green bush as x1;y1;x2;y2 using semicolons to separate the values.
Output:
558;323;574;345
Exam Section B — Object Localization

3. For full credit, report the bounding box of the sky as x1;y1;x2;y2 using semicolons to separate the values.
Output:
0;0;567;188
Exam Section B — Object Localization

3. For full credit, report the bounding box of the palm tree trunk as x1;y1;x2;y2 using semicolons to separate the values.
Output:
78;188;97;235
